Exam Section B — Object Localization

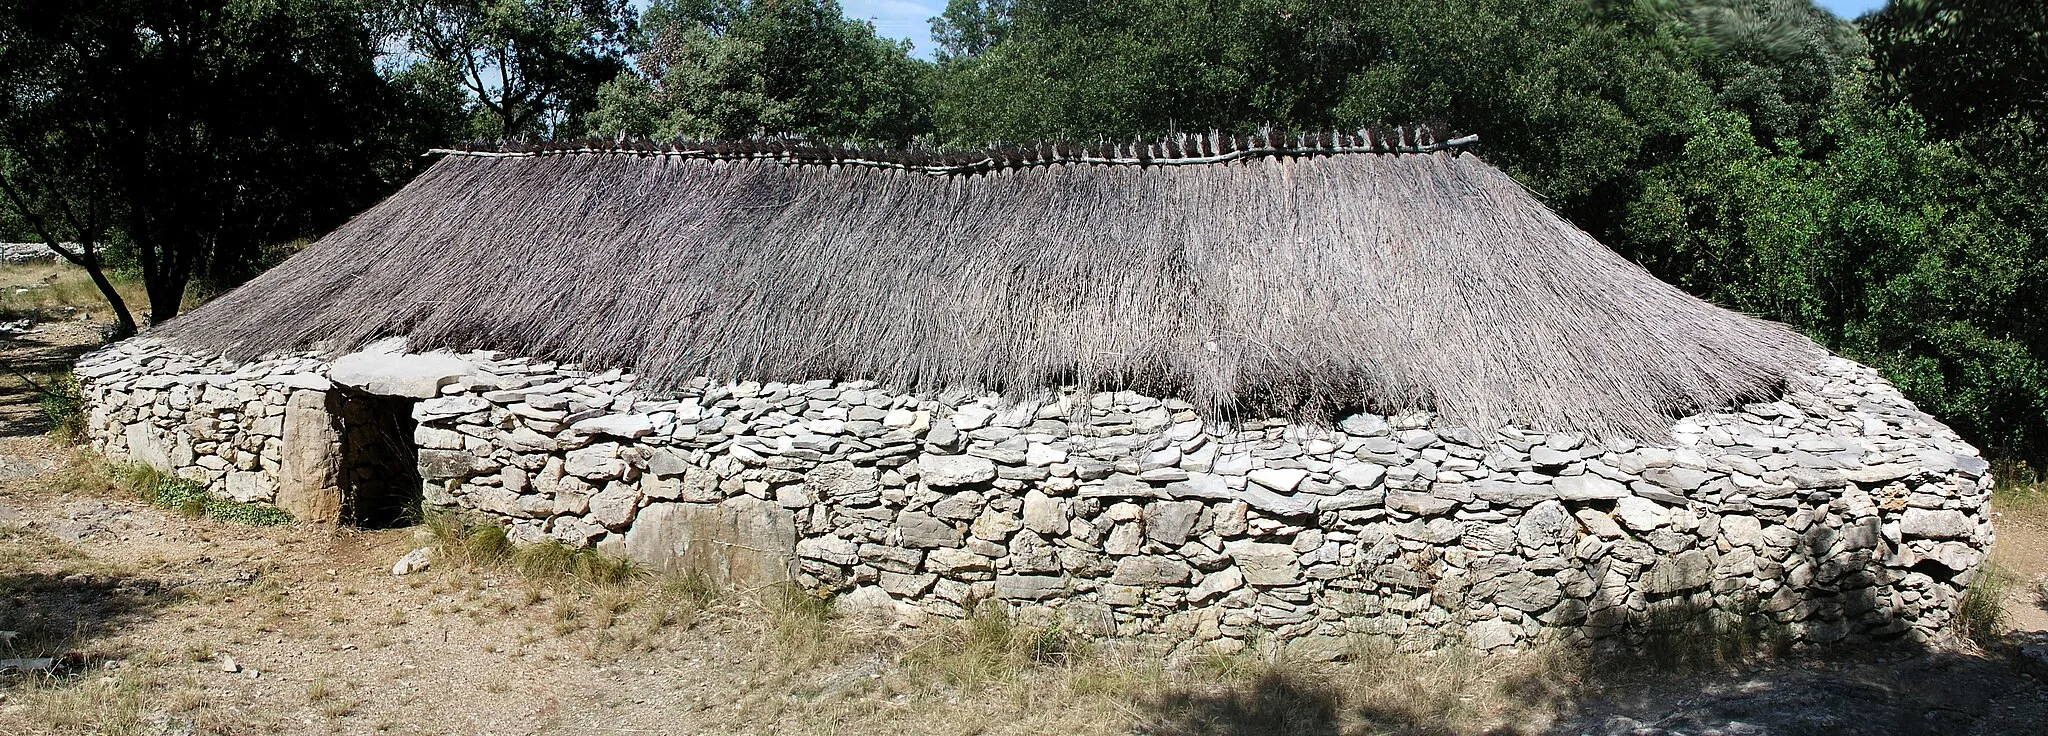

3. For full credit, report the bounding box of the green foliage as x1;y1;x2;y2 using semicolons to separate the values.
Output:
0;0;452;325
3;0;2042;465
35;372;86;443
113;463;294;526
382;0;637;139
918;0;2048;463
422;506;640;585
1863;0;2048;144
1955;560;2013;643
586;0;929;144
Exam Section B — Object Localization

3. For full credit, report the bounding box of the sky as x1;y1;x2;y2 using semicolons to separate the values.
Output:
638;1;1894;62
842;0;943;57
841;1;1895;60
1815;0;1888;18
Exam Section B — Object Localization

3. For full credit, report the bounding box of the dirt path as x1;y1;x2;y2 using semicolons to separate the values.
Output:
4;309;2048;735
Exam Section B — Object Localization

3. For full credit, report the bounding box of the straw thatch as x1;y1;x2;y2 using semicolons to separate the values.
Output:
156;136;1827;439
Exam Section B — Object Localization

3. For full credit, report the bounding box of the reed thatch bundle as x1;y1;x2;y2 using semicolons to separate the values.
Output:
158;140;1826;438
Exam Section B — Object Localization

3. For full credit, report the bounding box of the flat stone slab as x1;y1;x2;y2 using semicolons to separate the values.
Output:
329;350;476;398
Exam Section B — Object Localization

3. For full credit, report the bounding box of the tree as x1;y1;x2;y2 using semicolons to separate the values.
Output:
0;0;448;329
929;0;1012;62
1863;0;2048;145
585;0;929;144
383;0;637;140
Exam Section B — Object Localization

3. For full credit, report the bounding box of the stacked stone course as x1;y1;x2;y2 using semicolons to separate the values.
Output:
78;341;1995;653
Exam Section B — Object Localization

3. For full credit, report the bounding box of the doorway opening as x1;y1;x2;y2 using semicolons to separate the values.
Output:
329;388;422;528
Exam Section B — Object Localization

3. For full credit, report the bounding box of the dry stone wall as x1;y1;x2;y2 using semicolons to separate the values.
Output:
78;340;1996;654
76;344;340;517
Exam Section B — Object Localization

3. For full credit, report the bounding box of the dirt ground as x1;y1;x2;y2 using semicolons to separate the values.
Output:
5;287;2048;735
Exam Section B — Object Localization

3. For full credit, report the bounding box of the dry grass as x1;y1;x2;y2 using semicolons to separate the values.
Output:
0;261;143;323
159;147;1827;440
421;508;641;589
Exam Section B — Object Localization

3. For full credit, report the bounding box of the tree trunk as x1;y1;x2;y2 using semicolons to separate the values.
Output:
78;254;138;338
145;276;186;327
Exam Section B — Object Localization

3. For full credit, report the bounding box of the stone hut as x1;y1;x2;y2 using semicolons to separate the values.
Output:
75;132;1995;654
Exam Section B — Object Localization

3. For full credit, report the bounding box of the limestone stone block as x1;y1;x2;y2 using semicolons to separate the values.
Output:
1222;540;1300;586
922;454;998;487
897;511;964;548
329;350;475;398
1110;556;1191;586
623;497;796;587
1555;474;1628;501
275;389;341;522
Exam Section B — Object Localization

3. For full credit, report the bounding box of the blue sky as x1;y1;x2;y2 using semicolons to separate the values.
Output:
842;0;942;56
640;1;1895;61
845;1;1894;59
1815;0;1888;18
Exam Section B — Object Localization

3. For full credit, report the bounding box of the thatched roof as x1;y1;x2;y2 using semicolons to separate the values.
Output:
157;134;1827;438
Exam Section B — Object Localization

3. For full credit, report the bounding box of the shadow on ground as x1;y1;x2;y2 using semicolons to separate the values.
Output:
1134;643;2048;736
0;329;100;438
0;573;173;675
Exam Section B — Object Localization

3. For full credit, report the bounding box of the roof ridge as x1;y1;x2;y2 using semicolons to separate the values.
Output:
429;126;1479;176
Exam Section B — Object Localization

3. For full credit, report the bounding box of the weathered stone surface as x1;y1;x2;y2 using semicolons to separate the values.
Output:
1247;468;1308;493
1144;501;1202;547
1643;466;1713;492
796;535;859;565
1517;500;1574;548
1110;556;1192;586
1613;496;1671;531
1386;490;1455;515
623;498;795;587
927;547;995;575
879;571;938;597
1555;474;1628;501
1164;472;1233;499
1239;486;1316;517
1179;563;1238;598
809;462;881;501
329;350;474;398
922;454;997;486
275;389;340;523
1467;619;1520;650
1223;541;1300;586
1574;509;1624;539
418;448;479;479
1022;491;1068;535
1286;635;1352;662
1643;551;1713;595
1333;463;1386;489
995;575;1066;600
571;414;659;438
1900;509;1974;540
898;511;964;548
1721;515;1764;548
587;482;641;529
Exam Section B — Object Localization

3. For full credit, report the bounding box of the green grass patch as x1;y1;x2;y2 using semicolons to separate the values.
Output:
35;372;87;443
112;463;293;526
1956;561;2014;643
421;506;641;587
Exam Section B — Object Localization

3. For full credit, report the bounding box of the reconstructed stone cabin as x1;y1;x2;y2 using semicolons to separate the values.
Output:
76;132;1994;654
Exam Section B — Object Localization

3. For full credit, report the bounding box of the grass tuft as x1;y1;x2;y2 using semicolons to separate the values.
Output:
34;372;87;443
900;601;1088;691
1956;561;2013;643
421;507;640;588
111;463;292;526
